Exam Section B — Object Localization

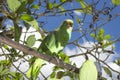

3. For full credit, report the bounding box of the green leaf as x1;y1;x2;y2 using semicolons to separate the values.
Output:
98;28;104;37
114;58;120;65
0;60;10;65
59;52;70;63
15;72;24;80
53;4;65;14
8;72;16;77
0;69;9;76
76;17;81;24
90;33;96;38
3;44;10;51
76;0;92;14
27;58;45;79
14;23;22;42
28;0;34;4
16;1;27;13
0;65;4;72
101;77;107;80
79;59;98;80
103;34;111;40
64;71;73;78
31;5;40;9
7;0;21;12
5;77;11;80
20;14;34;21
47;2;53;10
26;35;36;47
20;14;40;32
102;41;114;48
112;0;120;6
103;66;112;77
97;28;104;42
50;71;56;78
56;71;64;79
60;0;66;2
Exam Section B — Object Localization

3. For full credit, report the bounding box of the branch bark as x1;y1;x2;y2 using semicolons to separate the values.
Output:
0;34;79;73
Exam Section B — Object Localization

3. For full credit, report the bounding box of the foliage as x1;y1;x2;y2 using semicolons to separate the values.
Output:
0;0;120;80
0;60;24;79
79;59;98;80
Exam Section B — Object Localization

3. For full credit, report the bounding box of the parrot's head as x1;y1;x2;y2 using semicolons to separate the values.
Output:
58;19;74;40
60;19;74;33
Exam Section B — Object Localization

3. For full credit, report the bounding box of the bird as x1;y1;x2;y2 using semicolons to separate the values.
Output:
27;19;74;79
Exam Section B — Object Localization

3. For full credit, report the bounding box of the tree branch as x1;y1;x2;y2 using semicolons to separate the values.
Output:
0;34;79;73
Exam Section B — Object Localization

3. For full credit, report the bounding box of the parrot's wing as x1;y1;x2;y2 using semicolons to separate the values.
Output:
40;31;57;54
40;31;63;54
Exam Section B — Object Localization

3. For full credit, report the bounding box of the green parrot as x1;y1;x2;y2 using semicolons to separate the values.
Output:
27;19;74;79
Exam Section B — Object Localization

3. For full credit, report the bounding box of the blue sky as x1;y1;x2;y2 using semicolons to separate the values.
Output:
37;1;120;53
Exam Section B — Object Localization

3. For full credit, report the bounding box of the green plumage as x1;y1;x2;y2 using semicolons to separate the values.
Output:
27;19;73;79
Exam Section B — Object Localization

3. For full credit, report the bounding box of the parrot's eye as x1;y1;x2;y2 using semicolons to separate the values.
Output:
69;22;73;27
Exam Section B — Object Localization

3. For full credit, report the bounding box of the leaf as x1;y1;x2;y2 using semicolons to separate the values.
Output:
103;34;111;40
27;58;45;79
20;14;40;32
103;66;112;77
60;0;66;2
97;28;104;42
53;4;65;14
47;2;53;10
26;35;36;47
16;1;27;13
0;69;9;76
59;52;70;63
50;71;56;78
28;0;34;4
101;77;107;80
98;28;104;38
76;17;81;24
0;65;3;72
114;58;120;65
90;33;96;38
0;60;10;65
112;0;120;6
20;14;34;21
79;59;98;80
56;71;64;79
15;72;24;80
5;77;11;80
3;44;10;51
7;0;21;12
14;23;22;42
8;72;16;77
64;71;73;78
76;0;92;14
102;41;114;48
31;5;40;9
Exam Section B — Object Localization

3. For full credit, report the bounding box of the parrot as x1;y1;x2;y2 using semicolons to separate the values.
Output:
79;59;98;80
27;19;74;79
